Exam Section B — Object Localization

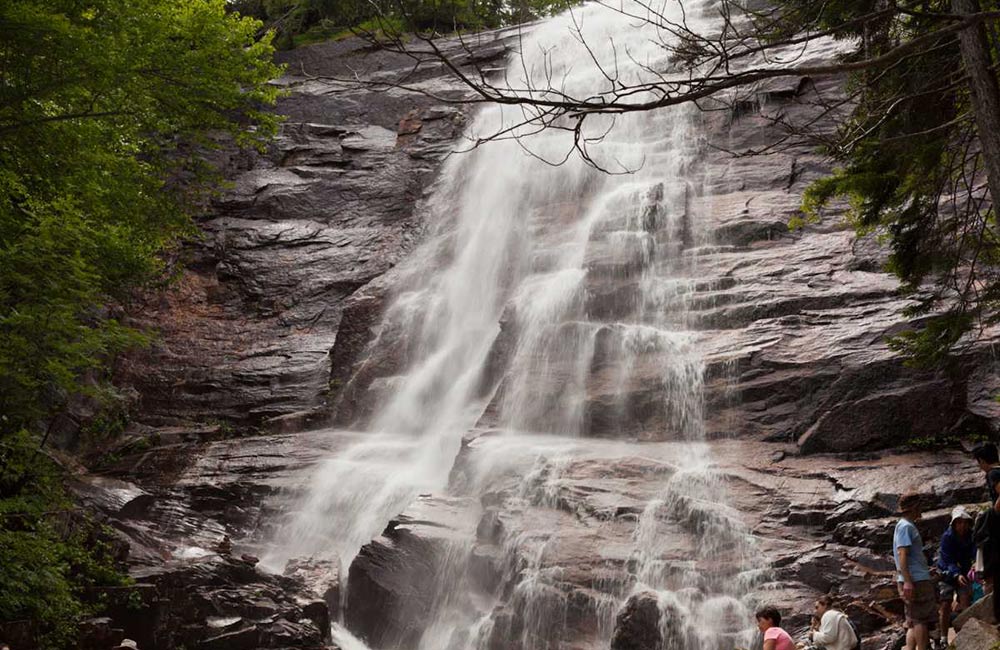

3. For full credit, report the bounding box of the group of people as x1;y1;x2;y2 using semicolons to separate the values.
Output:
754;597;859;650
753;441;1000;650
891;442;1000;650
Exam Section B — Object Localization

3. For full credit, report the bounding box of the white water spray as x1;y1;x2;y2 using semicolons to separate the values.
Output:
267;1;767;648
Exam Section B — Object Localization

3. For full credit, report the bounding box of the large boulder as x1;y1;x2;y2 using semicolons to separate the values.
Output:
345;532;438;648
345;496;478;648
955;594;995;630
954;617;1000;650
611;591;663;650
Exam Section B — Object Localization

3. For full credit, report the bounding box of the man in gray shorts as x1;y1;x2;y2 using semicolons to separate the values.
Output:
894;492;935;650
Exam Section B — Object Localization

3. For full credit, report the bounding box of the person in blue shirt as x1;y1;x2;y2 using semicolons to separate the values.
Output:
935;506;976;646
894;492;935;650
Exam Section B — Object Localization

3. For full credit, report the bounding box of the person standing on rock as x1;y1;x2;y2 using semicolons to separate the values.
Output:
894;492;936;650
807;596;858;650
971;442;1000;622
756;606;795;650
936;506;976;643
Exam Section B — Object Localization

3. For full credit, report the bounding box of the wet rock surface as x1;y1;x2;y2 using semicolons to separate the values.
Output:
342;437;988;650
115;555;330;650
115;33;511;431
73;431;353;650
86;424;994;650
326;68;1000;447
345;496;478;648
611;591;663;650
92;24;1000;650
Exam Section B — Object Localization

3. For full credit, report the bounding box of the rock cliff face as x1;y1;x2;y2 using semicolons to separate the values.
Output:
101;26;1000;650
115;31;1000;446
93;430;988;650
340;436;984;650
116;36;504;431
324;68;1000;449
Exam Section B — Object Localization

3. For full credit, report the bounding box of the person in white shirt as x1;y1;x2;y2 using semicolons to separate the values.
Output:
808;596;858;650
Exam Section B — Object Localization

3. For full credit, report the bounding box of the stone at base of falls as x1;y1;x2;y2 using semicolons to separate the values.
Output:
954;618;1000;650
611;592;662;650
955;594;996;630
346;530;439;648
78;618;126;650
104;555;336;650
345;496;479;649
283;557;342;623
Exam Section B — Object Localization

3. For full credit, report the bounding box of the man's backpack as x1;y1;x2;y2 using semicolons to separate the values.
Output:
846;616;862;650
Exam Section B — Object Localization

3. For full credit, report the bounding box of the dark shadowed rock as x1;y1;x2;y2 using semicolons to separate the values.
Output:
798;380;963;453
261;618;323;646
199;626;260;650
345;532;437;648
103;555;334;650
778;548;851;592
843;601;891;635
78;617;125;650
346;496;478;648
611;591;662;650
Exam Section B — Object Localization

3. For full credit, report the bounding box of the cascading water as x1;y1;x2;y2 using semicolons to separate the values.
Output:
266;1;768;648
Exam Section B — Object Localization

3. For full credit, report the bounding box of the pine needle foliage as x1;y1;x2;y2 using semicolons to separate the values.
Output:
778;0;1000;365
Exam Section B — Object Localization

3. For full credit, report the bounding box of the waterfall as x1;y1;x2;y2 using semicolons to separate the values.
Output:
266;1;765;648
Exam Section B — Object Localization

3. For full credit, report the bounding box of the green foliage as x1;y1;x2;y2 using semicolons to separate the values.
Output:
0;433;130;649
0;1;282;646
906;434;953;450
233;0;577;47
773;0;1000;364
908;427;990;451
888;312;975;367
0;0;283;434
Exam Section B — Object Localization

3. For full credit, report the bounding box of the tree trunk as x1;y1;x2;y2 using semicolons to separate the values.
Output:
952;0;1000;218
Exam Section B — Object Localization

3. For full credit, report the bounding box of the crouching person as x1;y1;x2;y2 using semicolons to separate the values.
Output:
894;493;936;650
809;596;858;650
936;506;975;643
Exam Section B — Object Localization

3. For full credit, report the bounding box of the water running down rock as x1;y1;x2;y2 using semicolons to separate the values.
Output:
262;2;771;648
97;1;1000;650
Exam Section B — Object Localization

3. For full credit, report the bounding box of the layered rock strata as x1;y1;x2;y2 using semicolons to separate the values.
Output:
324;71;1000;451
79;428;991;650
98;25;1000;650
72;433;351;650
116;34;509;431
345;437;985;650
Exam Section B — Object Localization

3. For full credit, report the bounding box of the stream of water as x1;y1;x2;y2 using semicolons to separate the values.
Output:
266;1;765;647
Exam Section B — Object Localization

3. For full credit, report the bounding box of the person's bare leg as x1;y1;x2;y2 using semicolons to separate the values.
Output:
958;589;972;610
938;600;952;644
906;626;917;650
913;623;930;650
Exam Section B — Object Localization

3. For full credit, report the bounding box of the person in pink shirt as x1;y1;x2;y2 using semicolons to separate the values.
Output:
757;606;796;650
